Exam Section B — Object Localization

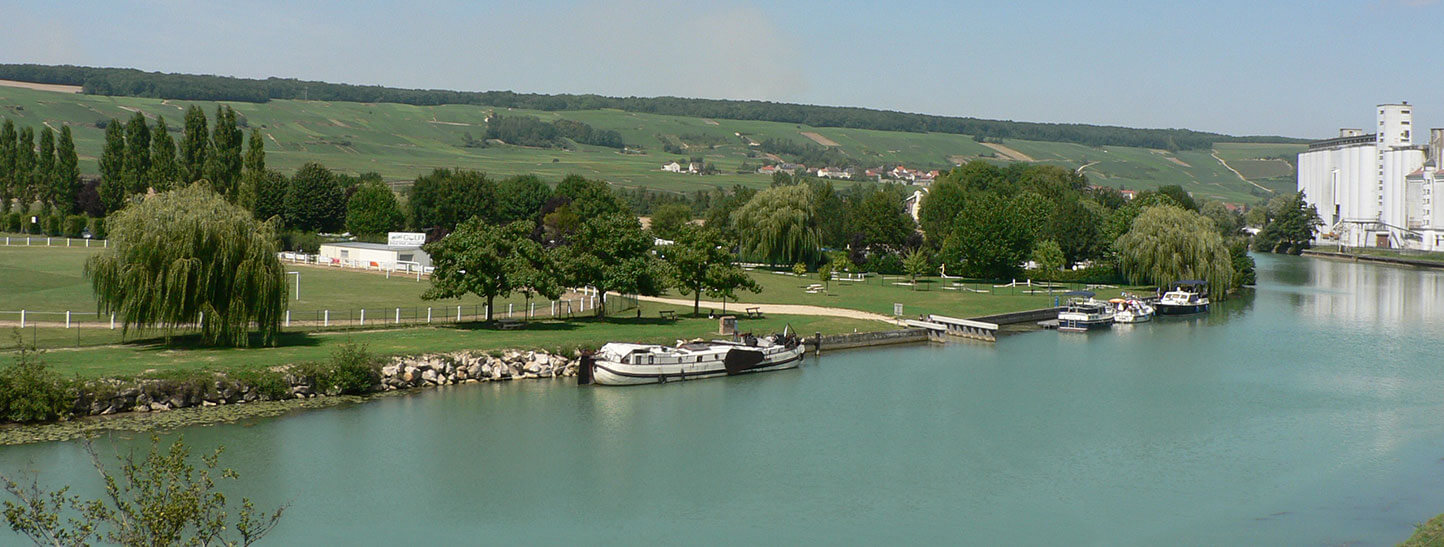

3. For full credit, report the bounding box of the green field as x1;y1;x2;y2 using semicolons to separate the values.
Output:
0;84;1304;202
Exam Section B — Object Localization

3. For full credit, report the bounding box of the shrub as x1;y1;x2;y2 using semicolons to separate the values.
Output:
277;230;325;253
44;214;64;236
3;212;19;233
231;368;289;401
64;215;86;238
290;343;380;396
25;215;42;234
87;216;106;239
0;337;74;423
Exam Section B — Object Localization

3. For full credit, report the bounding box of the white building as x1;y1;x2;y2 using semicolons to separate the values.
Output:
904;188;928;222
1298;102;1444;250
662;161;683;173
318;241;431;271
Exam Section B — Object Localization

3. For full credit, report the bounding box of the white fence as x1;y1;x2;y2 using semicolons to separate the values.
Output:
1;235;106;247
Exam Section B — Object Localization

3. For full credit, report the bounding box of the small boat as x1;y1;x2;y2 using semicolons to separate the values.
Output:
1057;291;1115;332
1111;295;1155;324
1156;280;1210;315
581;332;804;386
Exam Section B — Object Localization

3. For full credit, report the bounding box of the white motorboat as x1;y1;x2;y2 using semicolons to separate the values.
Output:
1110;296;1155;324
580;332;805;386
1156;280;1210;315
1057;291;1115;332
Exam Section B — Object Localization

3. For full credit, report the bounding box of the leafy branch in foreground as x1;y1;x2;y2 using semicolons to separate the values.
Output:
1;435;286;546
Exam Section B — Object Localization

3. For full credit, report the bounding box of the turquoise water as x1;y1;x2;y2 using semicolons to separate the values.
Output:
4;254;1444;544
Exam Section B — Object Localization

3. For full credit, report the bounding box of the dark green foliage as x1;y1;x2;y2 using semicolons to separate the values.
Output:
230;368;289;401
283;162;346;232
205;106;244;198
1253;191;1321;254
662;224;759;314
43;214;63;236
122;111;151;194
14;127;35;206
0;119;14;214
554;175;629;219
98;121;126;213
35;127;55;211
940;192;1037;279
293;343;380;396
702;185;757;238
0;338;73;423
494;174;552;224
1155;185;1197;211
423;218;544;321
87;216;106;239
408;168;497;233
345;180;404;236
55;125;80;213
731;184;821;267
250;169;287;222
553;119;625;148
64;214;86;237
850;187;915;251
148;116;180;192
918;175;968;246
276;230;324;253
1229;238;1256;287
648;202;692;240
484;114;559;148
4;212;20;232
558;213;666;316
1047;198;1104;264
0;63;1305;149
180;105;209;183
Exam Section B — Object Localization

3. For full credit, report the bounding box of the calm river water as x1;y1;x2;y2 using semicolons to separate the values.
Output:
4;254;1444;544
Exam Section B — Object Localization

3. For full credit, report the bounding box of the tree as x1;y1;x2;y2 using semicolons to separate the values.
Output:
1047;197;1103;264
940;192;1037;279
817;261;834;293
35;127;55;213
664;225;759;314
148;115;180;192
85;184;288;346
423;218;536;322
559;213;665;317
1228;237;1256;287
14;127;35;208
1115;205;1234;294
283;162;346;232
494;174;552;224
649;202;693;240
0;119;15;213
180;105;209;183
1155;184;1197;211
1253;191;1321;255
901;247;931;288
1;435;285;546
122;111;151;195
770;170;794;187
509;230;564;321
54;126;79;214
850;188;914;251
408;168;497;233
917;176;968;246
98;120;127;213
346;179;404;236
1030;239;1065;279
553;175;628;219
1200;200;1241;235
206;106;243;198
731;184;822;266
702;185;756;239
250;169;288;222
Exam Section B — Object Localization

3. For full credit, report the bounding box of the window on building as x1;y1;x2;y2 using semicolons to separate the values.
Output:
340;250;350;258
398;254;413;262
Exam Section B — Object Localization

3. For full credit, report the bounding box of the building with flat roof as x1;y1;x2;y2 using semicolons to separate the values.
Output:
1298;102;1444;250
317;241;431;271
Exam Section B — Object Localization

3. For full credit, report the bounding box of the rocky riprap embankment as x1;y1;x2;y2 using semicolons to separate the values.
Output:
73;350;580;417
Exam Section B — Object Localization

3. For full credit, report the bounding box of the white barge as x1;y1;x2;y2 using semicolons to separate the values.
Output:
580;333;804;386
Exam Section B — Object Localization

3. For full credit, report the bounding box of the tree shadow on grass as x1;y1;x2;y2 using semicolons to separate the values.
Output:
124;330;325;353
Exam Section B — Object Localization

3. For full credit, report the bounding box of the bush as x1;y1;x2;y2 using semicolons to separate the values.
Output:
231;368;289;401
87;216;106;239
44;214;63;236
64;215;86;238
863;251;904;275
25;215;42;234
0;338;74;423
1044;264;1127;284
291;343;380;396
3;212;19;233
277;230;325;253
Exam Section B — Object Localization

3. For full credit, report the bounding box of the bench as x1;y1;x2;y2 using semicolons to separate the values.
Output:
658;310;676;320
745;307;764;319
496;318;524;330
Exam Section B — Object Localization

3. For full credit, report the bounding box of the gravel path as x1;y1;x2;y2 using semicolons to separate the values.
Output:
633;295;898;323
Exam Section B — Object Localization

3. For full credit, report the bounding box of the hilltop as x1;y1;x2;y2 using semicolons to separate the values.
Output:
0;74;1303;203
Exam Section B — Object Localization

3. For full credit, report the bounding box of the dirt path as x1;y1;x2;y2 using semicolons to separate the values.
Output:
981;142;1035;162
1075;160;1100;175
633;295;897;323
1212;152;1274;194
800;131;839;147
0;79;82;94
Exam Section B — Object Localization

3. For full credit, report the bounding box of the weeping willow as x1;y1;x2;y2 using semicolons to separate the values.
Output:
85;184;288;346
1116;205;1235;296
731;184;822;266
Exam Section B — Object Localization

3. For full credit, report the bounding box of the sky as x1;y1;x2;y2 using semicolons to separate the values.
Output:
2;0;1442;138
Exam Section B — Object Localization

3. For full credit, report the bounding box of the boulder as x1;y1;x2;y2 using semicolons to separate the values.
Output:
149;402;170;412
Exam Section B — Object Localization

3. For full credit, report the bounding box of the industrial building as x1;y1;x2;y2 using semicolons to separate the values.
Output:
1297;102;1444;250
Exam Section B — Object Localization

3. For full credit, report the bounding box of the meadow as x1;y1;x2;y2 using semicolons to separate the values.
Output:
0;85;1305;203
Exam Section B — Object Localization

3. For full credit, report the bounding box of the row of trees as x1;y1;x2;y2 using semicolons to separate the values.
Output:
0;118;79;215
0;64;1304;149
97;105;257;213
479;114;626;149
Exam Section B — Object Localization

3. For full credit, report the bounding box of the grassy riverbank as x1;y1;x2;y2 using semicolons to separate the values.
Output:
1403;513;1444;546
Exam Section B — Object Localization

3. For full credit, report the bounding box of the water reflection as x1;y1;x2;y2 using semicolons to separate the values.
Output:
1266;254;1444;327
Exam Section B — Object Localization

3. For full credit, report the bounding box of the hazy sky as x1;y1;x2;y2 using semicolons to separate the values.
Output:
3;0;1442;138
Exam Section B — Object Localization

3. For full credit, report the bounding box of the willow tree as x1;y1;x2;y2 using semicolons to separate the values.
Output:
1116;205;1234;295
85;185;288;346
731;184;821;266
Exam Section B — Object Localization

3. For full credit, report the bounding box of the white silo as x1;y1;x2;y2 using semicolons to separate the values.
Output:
1377;103;1414;148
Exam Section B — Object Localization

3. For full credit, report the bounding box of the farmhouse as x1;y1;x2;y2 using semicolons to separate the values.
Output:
662;161;683;172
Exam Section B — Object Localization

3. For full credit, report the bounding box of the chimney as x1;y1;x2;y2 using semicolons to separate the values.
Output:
1432;128;1444;165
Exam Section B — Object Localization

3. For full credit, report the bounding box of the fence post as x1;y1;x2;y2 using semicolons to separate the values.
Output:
110;313;115;330
427;307;432;323
285;310;291;328
395;307;400;324
199;311;204;329
324;310;330;327
360;309;365;326
66;310;71;328
457;305;462;322
508;303;513;318
529;302;535;319
19;310;24;328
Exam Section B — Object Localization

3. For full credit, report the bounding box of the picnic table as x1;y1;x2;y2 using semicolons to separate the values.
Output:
745;307;764;319
496;318;523;330
658;310;676;320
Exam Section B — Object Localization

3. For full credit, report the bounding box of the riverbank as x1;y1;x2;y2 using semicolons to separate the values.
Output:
1302;248;1444;269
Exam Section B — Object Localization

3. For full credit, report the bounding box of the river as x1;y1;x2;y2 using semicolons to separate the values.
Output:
3;253;1444;544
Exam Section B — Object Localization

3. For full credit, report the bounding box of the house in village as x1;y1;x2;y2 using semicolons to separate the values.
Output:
662;161;683;173
903;188;928;222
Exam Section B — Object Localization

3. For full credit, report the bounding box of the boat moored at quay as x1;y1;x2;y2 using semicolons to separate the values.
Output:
1057;291;1115;332
580;332;805;386
1156;280;1211;315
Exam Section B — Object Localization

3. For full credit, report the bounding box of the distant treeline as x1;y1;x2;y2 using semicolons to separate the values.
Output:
484;114;625;149
0;64;1307;150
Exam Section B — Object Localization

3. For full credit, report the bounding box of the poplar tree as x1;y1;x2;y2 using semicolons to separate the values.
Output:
205;105;243;199
36;127;55;213
98;120;128;214
180;105;209;184
237;128;265;211
0;119;14;213
123;111;151;195
149;115;179;192
15;127;35;209
55;126;79;214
